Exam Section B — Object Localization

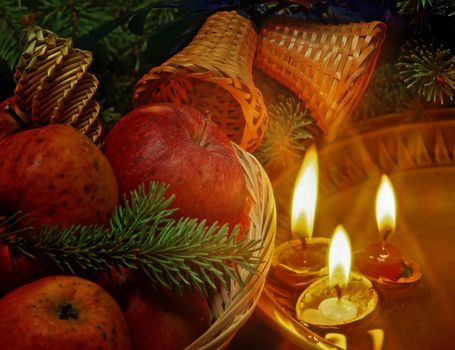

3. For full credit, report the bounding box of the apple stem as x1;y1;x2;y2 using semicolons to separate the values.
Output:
196;111;212;146
4;104;30;129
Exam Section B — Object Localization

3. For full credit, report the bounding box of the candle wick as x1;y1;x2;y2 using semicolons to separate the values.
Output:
299;235;306;250
297;233;307;249
380;240;391;258
335;284;342;302
382;229;392;242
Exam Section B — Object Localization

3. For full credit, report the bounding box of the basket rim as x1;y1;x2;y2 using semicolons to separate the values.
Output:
186;144;276;349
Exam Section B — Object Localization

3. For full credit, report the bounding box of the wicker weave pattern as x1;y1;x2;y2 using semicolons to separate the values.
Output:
187;143;276;349
134;11;268;152
13;26;102;145
255;18;386;139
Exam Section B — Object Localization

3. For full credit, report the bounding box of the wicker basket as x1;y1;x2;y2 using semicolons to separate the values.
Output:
187;143;276;349
255;17;386;140
134;11;268;152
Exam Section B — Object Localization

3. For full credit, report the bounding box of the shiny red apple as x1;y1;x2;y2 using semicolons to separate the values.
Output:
103;103;246;227
0;99;118;227
123;287;211;350
0;275;131;350
99;270;211;350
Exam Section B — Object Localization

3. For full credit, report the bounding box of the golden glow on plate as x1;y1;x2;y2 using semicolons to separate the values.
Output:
375;175;396;241
325;333;347;349
368;329;385;350
328;226;351;287
291;144;318;239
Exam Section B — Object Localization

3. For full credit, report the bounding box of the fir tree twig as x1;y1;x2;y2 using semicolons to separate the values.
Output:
254;95;318;168
0;182;261;295
396;41;455;104
0;1;26;71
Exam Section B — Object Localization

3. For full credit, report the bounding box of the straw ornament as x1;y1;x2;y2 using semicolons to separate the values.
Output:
134;11;267;152
255;17;386;139
12;26;102;145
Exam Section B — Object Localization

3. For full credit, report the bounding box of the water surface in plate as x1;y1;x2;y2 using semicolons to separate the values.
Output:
310;167;455;350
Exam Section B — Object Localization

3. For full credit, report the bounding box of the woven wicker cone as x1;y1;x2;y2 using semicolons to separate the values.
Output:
186;143;276;350
134;11;268;152
255;17;386;139
13;26;102;145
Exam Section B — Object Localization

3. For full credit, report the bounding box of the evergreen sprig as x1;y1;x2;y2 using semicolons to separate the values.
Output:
397;0;433;15
0;1;178;114
254;95;318;168
0;0;27;72
352;64;408;120
0;182;261;295
434;0;455;16
397;0;455;17
396;41;455;104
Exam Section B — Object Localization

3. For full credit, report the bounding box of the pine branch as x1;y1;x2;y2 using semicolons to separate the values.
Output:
396;41;455;104
397;0;433;14
0;182;260;295
0;1;27;71
352;64;409;120
254;95;318;168
434;0;455;16
397;0;454;16
37;0;114;38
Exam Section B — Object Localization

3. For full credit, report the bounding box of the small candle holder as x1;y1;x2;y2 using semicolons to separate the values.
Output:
356;174;422;298
356;252;422;299
270;237;330;289
295;271;378;328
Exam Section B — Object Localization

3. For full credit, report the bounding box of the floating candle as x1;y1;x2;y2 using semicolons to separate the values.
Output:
314;227;358;323
360;175;402;280
319;297;358;321
272;145;329;288
296;226;378;327
360;241;402;280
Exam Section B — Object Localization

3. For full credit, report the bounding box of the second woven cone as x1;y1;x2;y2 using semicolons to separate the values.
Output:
134;11;267;152
255;17;386;139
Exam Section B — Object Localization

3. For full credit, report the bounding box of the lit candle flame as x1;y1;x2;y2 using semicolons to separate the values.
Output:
375;175;396;242
291;145;318;239
329;226;351;287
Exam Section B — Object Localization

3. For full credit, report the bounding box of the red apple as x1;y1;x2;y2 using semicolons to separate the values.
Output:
0;102;118;227
99;271;211;350
103;103;246;227
0;275;131;350
0;244;41;297
124;287;210;350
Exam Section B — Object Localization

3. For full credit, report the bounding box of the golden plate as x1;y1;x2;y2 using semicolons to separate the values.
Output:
257;109;455;350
